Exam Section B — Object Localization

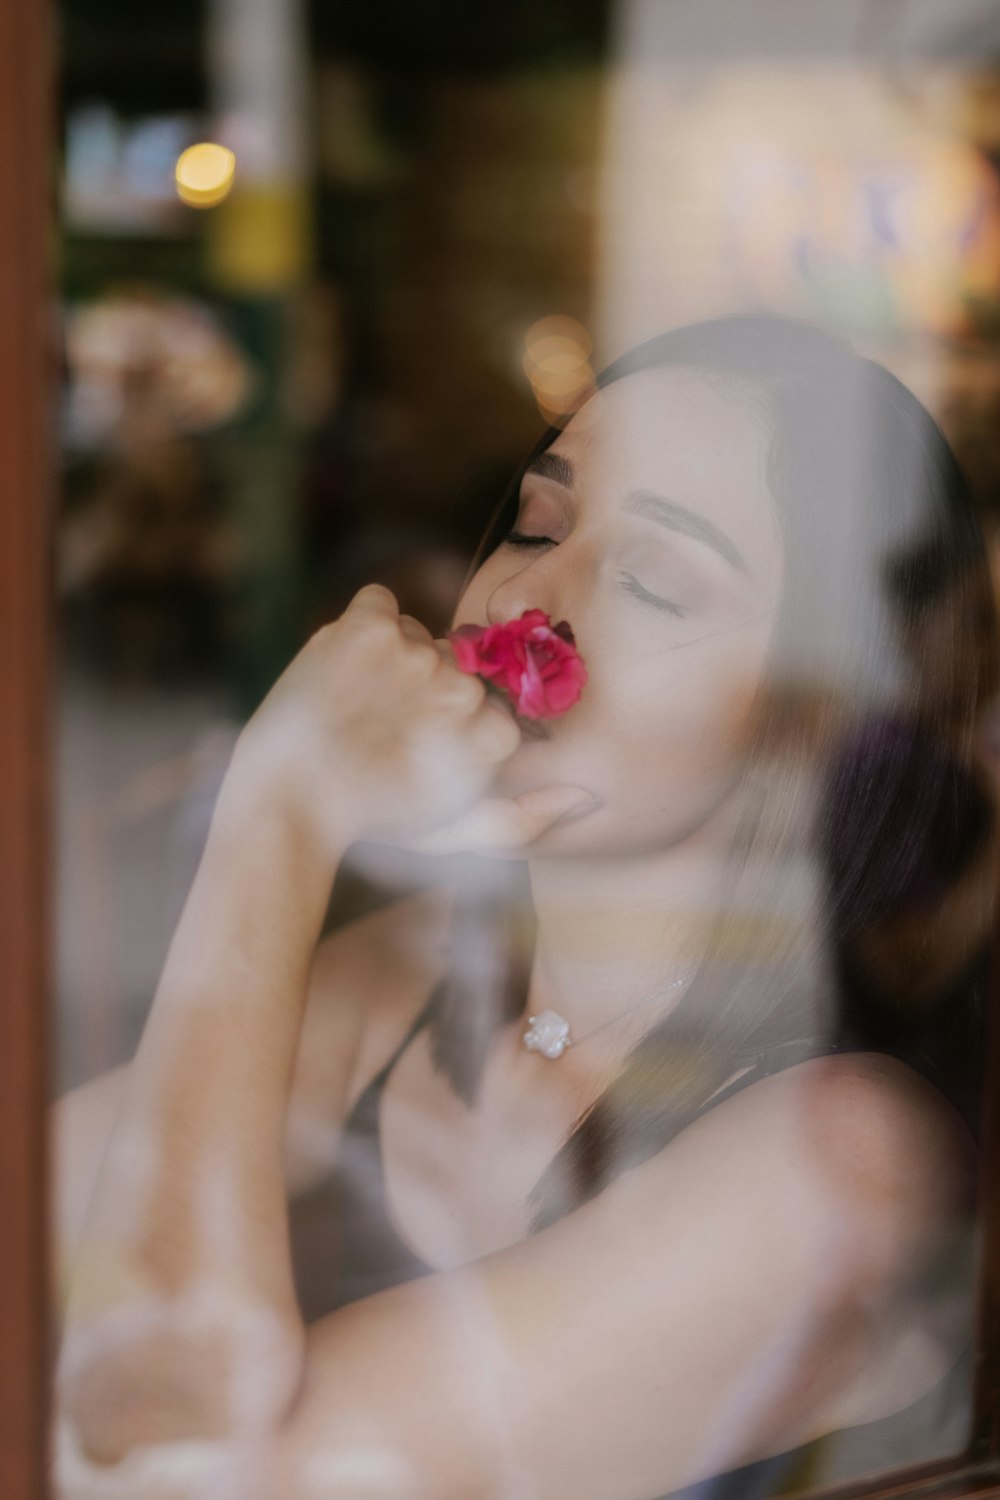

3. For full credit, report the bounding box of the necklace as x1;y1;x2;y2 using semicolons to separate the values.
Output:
521;970;695;1060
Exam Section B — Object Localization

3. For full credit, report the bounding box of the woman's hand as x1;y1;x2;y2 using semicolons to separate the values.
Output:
229;584;593;858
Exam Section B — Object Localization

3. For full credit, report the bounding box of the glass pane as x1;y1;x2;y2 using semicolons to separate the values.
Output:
50;3;1000;1497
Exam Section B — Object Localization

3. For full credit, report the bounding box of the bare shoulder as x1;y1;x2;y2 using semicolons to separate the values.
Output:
284;883;455;1195
775;1051;972;1209
679;1049;975;1286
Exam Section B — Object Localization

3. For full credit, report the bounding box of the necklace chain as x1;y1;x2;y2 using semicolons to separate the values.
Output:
521;969;695;1061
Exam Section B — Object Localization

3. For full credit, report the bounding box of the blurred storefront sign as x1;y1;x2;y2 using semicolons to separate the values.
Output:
727;135;1000;336
597;65;1000;353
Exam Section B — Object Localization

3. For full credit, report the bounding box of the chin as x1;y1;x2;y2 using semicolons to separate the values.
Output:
526;803;611;859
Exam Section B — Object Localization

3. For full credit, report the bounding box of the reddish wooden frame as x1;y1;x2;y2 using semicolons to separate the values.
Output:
0;0;54;1496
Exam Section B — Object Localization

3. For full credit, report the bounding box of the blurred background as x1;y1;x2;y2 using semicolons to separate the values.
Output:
54;0;1000;1093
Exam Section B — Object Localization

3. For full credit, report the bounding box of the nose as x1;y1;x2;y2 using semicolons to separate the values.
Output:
486;554;563;627
486;590;528;627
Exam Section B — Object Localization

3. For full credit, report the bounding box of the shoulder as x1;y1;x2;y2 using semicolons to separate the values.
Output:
661;1049;975;1291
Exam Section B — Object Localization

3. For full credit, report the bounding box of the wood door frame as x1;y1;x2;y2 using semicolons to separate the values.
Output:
0;0;55;1496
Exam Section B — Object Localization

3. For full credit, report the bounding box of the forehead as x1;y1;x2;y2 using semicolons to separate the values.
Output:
542;366;779;571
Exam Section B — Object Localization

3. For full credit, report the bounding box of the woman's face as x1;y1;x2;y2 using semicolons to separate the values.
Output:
450;366;786;856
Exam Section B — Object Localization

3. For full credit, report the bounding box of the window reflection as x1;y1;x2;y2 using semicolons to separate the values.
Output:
51;3;1000;1498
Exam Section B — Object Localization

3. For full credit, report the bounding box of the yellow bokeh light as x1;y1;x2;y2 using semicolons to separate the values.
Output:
527;363;591;399
522;316;594;418
524;333;588;366
524;315;592;357
175;143;237;209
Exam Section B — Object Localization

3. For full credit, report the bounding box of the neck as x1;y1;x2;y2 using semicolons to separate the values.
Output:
521;819;742;1062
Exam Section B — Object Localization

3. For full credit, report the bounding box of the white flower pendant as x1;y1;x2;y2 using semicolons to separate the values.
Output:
522;1009;573;1059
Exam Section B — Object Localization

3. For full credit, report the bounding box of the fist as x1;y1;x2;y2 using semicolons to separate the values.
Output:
231;584;524;852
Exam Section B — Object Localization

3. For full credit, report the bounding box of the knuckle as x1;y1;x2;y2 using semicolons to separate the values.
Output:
500;717;523;754
398;613;433;644
350;582;399;612
401;640;440;680
369;615;402;645
480;706;521;756
353;610;398;648
443;672;484;709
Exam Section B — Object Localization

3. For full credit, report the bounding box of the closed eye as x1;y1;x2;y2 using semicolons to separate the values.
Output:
618;571;687;617
502;533;686;616
501;529;552;548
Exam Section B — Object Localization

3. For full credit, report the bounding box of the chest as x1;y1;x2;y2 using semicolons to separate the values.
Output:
367;1021;600;1270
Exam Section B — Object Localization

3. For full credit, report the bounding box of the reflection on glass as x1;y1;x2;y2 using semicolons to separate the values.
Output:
49;4;1000;1499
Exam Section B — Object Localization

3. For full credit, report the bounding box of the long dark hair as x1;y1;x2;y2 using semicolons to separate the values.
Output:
429;313;998;1231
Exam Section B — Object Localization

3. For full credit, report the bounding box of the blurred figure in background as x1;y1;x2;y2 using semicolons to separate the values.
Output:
58;288;249;685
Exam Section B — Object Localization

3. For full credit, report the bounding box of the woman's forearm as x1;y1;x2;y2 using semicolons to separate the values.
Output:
54;588;514;1467
56;749;350;1462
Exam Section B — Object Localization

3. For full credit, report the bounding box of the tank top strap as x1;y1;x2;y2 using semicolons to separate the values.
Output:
687;1036;847;1128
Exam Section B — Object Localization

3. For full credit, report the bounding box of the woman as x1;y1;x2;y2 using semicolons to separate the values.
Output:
54;315;998;1499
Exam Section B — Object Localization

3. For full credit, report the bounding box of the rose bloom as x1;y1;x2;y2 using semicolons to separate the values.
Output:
447;608;588;718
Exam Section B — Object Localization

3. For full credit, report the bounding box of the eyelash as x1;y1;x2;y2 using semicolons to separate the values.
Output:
618;572;687;617
502;529;550;548
500;529;687;618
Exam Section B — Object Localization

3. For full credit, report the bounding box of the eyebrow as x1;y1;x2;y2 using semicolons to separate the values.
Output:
524;450;576;490
522;451;751;577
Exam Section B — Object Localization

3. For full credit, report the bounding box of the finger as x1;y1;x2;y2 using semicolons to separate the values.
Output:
432;636;459;665
432;669;486;713
397;614;434;645
409;784;598;855
460;698;522;761
345;582;400;618
431;637;490;696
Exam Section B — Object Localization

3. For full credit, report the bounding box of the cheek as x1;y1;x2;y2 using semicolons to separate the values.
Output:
604;628;773;792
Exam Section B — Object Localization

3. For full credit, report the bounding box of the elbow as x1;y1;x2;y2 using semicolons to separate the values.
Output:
55;1278;308;1468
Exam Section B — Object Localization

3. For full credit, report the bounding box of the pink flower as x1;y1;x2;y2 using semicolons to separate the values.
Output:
446;608;588;719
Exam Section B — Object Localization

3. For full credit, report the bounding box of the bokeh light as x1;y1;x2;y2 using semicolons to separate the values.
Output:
174;142;236;208
522;314;594;425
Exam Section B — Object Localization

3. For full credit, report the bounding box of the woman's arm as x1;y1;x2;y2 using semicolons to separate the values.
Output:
47;884;423;1328
55;1043;972;1500
64;1044;959;1500
253;1053;977;1500
55;758;347;1464
54;584;534;1469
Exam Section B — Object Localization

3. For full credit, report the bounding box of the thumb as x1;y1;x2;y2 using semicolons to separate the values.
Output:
410;784;598;855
